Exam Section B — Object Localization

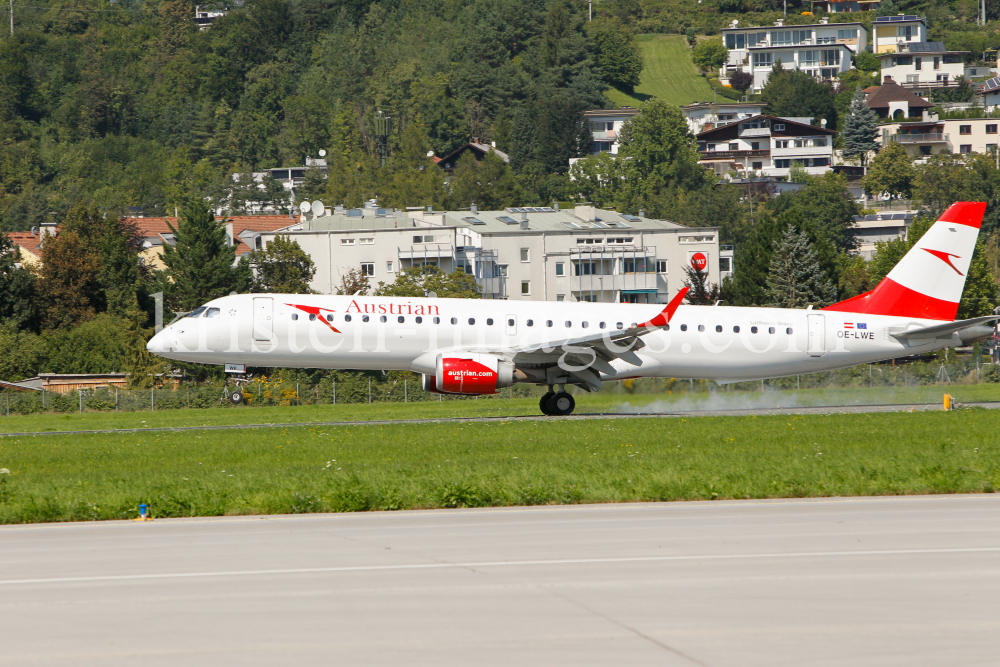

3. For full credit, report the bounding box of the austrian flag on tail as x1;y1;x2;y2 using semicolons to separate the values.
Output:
824;201;987;321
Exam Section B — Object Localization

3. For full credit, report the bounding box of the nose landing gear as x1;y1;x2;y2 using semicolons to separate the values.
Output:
539;386;576;416
221;374;253;406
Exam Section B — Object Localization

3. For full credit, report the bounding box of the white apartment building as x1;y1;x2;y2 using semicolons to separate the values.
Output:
979;76;1000;108
810;0;881;13
679;102;765;135
872;15;928;54
579;108;640;155
876;42;969;91
257;203;733;305
720;18;866;93
879;118;1000;157
696;114;837;178
850;211;915;260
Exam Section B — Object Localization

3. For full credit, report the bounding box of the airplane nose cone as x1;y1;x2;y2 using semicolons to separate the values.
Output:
146;334;159;353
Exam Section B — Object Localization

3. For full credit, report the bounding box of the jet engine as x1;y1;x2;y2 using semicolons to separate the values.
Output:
421;353;515;395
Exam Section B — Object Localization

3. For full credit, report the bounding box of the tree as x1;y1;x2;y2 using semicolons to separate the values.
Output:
862;142;916;200
842;87;880;168
246;235;317;294
765;225;838;308
726;212;783;306
0;230;35;331
729;70;753;93
589;19;644;91
912;154;968;216
768;172;861;253
336;267;370;296
692;39;728;71
445;151;518;210
161;200;250;312
35;207;107;330
683;265;720;305
374;265;482;299
0;323;44;381
875;0;898;15
761;64;838;128
854;51;881;74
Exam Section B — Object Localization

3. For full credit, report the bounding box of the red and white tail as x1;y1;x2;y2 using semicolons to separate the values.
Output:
824;201;986;321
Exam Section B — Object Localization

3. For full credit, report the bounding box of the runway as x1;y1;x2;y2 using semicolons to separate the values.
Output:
3;496;1000;666
2;400;999;438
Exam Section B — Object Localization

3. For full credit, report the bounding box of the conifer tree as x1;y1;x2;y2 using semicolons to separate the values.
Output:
683;265;720;305
726;212;783;306
765;225;838;308
161;200;250;311
842;87;880;169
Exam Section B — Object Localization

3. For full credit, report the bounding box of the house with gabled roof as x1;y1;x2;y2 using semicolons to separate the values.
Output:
695;114;837;178
862;78;935;120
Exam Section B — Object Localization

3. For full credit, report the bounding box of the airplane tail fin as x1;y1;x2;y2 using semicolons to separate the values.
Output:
823;201;986;321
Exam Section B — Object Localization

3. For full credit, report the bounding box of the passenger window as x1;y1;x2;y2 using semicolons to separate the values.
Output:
599;322;606;329
786;327;793;334
468;318;475;325
487;318;494;326
715;325;722;332
665;324;670;331
565;321;572;328
326;314;334;322
362;315;369;322
415;316;422;323
680;324;687;331
344;314;352;322
733;326;740;333
507;319;514;326
451;318;457;324
309;313;317;321
380;315;387;323
697;325;704;332
433;317;440;324
768;327;775;334
292;313;299;321
546;320;553;327
204;307;220;318
617;322;624;329
398;316;405;323
186;307;207;318
527;319;534;327
751;326;758;334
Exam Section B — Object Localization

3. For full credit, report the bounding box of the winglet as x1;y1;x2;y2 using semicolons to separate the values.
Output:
637;287;689;329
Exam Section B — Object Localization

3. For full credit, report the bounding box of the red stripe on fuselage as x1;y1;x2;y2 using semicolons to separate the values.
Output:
822;277;957;321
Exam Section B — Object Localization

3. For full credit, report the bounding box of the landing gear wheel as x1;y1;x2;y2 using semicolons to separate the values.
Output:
546;391;575;416
229;391;244;405
539;391;555;415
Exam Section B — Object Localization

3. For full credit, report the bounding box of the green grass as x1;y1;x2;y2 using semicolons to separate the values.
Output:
1;384;998;435
605;34;715;108
1;410;998;524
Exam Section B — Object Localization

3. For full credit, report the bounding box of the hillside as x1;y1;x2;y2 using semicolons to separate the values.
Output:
605;35;716;108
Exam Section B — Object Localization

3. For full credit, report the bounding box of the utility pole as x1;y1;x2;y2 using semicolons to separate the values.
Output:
10;0;13;37
588;0;592;21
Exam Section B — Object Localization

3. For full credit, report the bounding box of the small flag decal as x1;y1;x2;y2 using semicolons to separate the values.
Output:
844;323;854;329
857;323;867;329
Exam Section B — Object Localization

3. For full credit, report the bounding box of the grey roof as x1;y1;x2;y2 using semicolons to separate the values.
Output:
271;207;691;236
906;41;947;53
874;14;923;22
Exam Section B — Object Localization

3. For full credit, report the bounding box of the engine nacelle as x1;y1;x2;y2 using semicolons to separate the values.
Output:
425;353;515;395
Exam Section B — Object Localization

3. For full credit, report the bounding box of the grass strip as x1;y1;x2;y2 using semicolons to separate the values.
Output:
0;410;997;524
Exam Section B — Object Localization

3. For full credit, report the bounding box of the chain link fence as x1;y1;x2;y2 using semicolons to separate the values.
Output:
1;358;998;417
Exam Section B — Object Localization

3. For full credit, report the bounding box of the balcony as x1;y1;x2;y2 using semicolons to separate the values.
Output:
592;130;616;141
699;149;771;161
890;133;948;143
772;145;832;157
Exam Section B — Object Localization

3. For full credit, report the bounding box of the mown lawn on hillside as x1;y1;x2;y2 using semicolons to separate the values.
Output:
1;410;997;524
605;34;715;108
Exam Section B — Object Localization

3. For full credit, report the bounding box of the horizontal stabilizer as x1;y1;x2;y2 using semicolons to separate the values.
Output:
891;315;1000;340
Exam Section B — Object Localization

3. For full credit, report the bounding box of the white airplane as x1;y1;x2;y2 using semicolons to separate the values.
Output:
148;202;998;415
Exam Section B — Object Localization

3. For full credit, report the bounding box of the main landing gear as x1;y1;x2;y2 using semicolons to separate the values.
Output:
539;386;576;416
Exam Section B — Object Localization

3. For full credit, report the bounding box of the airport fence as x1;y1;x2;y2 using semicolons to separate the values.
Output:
1;356;998;416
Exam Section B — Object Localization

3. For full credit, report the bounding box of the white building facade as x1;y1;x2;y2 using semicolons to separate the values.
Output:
696;114;838;178
879;117;1000;157
872;15;928;54
720;18;867;93
679;102;765;135
257;204;733;305
876;42;968;91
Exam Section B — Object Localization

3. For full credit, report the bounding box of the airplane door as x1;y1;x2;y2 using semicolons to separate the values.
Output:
807;313;826;357
505;314;517;338
253;297;273;342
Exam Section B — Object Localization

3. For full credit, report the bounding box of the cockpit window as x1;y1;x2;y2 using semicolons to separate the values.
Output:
186;307;207;318
204;308;221;318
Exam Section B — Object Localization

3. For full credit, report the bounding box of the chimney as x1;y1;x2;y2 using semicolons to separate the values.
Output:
427;205;433;213
553;201;559;211
638;209;645;218
884;74;894;84
774;18;784;26
520;219;529;230
521;211;528;222
471;203;478;213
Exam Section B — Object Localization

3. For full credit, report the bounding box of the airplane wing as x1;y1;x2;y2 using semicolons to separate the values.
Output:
891;315;1000;341
504;288;689;391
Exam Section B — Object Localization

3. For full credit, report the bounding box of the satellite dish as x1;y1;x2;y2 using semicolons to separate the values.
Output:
426;150;435;157
299;201;311;213
318;149;327;157
311;200;325;217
